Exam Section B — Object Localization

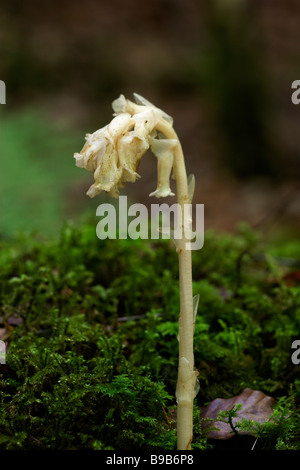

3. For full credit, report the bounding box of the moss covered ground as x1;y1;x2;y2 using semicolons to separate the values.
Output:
0;220;299;450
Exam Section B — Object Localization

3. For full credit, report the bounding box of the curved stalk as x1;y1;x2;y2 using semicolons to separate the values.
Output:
156;119;197;451
75;96;198;451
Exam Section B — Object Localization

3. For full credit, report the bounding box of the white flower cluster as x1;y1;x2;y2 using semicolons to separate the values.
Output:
74;93;178;199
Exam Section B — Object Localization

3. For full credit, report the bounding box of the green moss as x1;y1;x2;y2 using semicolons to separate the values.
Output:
0;221;299;449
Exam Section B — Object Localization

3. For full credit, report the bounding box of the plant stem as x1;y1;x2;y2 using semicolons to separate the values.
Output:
156;119;197;450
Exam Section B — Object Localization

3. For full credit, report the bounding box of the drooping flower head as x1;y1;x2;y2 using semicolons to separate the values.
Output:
74;93;178;199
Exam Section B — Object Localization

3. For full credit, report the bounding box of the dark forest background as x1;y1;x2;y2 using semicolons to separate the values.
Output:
1;0;300;237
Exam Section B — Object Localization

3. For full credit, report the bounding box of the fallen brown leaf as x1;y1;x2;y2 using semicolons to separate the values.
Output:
283;270;300;286
201;387;276;439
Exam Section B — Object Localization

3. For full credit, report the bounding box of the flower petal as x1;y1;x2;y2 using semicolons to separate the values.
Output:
112;94;144;116
94;147;122;192
133;108;162;138
111;94;127;113
150;137;178;158
149;187;175;198
149;149;175;197
118;132;149;182
149;137;177;198
107;112;131;138
86;183;102;198
74;135;109;172
187;174;195;203
133;92;173;125
74;152;85;169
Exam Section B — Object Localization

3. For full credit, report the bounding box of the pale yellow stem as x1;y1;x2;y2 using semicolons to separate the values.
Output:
155;119;197;451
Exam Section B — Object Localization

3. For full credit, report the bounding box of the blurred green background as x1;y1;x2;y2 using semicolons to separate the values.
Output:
1;0;300;238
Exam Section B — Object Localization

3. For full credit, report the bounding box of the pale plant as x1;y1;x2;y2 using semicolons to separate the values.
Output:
74;93;199;450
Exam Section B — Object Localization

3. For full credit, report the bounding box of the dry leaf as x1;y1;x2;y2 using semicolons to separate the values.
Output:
201;387;276;439
0;314;22;341
283;270;300;286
